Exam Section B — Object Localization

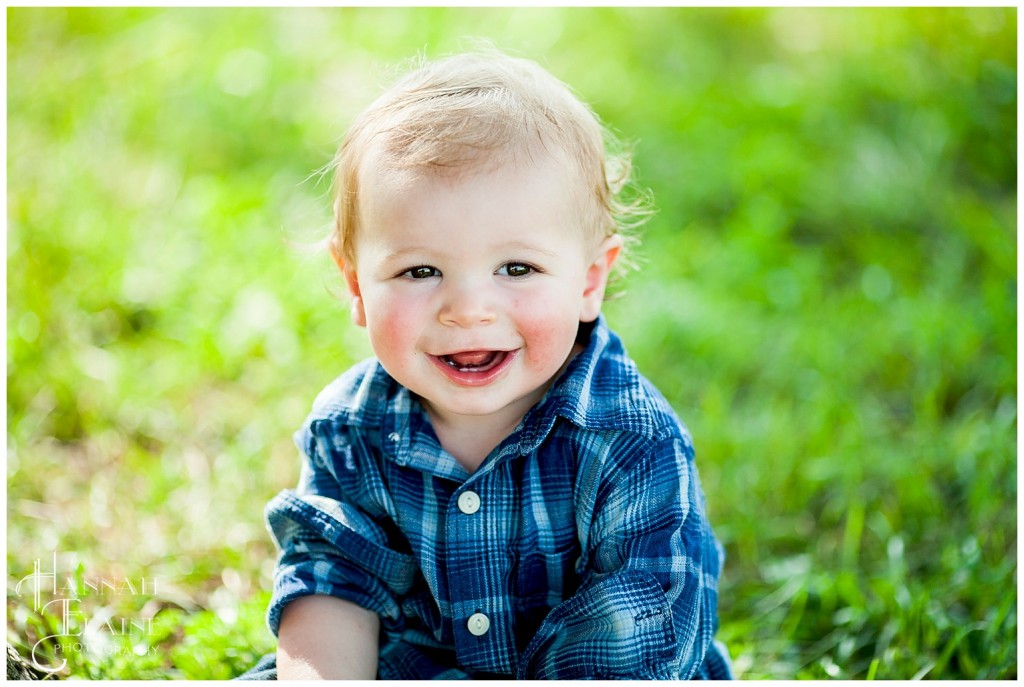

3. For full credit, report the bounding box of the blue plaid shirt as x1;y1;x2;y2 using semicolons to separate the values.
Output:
265;317;731;679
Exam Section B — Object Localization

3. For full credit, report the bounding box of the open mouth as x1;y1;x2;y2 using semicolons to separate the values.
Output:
430;349;517;386
439;350;509;373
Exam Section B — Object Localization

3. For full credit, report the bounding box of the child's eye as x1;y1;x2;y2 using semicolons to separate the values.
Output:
400;266;441;279
497;262;535;278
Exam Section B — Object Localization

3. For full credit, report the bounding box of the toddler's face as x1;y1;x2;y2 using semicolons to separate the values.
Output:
342;150;620;432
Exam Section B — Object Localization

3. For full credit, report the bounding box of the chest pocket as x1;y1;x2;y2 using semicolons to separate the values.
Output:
514;537;581;606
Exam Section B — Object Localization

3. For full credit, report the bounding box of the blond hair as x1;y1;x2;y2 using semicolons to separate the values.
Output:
329;50;649;278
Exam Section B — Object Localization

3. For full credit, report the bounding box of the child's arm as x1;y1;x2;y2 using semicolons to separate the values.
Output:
517;434;726;679
277;595;379;679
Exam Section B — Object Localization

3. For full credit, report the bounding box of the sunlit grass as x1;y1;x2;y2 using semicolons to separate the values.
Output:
7;7;1016;679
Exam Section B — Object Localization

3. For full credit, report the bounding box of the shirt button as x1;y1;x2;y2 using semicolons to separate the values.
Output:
467;612;490;636
457;490;481;515
387;432;400;443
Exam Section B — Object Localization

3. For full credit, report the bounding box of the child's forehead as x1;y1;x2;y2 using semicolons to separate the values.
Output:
354;143;598;252
357;139;581;198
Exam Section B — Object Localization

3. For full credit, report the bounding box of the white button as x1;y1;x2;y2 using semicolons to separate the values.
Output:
457;490;480;515
457;491;481;514
387;432;400;442
467;612;490;636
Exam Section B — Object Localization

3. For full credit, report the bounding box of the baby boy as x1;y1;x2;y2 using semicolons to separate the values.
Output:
260;50;731;680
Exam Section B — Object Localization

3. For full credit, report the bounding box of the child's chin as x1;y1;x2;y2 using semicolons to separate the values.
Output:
425;388;539;422
428;394;510;417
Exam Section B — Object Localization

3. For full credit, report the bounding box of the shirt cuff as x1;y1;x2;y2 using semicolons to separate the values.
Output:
517;569;680;679
264;490;417;636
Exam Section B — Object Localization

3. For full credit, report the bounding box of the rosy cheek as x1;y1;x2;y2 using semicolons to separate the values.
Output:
518;311;576;369
364;294;413;357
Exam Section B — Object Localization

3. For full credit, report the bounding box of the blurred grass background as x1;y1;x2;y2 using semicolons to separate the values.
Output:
6;7;1016;679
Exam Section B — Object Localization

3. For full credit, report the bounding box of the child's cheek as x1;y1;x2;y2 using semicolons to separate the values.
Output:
364;289;422;370
514;295;580;371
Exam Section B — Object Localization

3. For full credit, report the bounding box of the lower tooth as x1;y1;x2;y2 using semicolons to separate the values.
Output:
443;353;504;372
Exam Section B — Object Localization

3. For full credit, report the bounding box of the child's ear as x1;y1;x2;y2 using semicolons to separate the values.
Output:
580;234;623;322
337;256;367;328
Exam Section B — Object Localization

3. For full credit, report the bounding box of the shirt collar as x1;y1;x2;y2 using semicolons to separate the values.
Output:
516;314;659;454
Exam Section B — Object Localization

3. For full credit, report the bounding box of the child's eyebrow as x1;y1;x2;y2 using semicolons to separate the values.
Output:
499;241;559;258
381;242;559;264
381;247;434;264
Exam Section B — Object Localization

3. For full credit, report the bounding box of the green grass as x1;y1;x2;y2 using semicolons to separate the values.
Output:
7;7;1016;679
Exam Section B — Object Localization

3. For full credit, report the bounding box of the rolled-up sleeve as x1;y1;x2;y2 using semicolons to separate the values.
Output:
265;490;416;635
517;435;726;679
265;423;416;637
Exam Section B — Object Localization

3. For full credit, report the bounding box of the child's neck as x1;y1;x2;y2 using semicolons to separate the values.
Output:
423;405;525;475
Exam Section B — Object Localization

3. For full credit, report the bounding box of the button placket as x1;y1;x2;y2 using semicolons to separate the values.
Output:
446;479;514;670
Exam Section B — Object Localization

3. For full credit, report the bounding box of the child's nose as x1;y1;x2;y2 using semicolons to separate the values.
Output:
438;281;498;328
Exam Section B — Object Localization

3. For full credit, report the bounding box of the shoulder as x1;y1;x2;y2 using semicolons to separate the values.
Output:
293;357;401;461
303;357;397;429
